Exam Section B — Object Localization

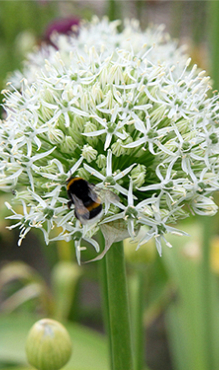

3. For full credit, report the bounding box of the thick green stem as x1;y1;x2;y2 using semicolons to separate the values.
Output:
105;241;134;370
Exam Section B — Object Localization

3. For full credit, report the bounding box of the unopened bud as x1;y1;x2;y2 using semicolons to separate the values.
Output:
26;318;72;370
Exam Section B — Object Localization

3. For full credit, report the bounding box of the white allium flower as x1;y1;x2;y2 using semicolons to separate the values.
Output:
1;17;219;263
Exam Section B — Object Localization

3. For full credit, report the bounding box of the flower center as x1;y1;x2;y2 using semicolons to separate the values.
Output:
164;181;174;189
182;141;191;152
43;207;54;219
125;206;138;219
147;129;158;139
197;182;206;193
209;133;218;144
72;231;82;241
104;176;116;186
107;121;116;133
157;224;166;234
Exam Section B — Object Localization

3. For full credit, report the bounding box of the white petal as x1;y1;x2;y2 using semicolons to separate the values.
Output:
83;163;105;180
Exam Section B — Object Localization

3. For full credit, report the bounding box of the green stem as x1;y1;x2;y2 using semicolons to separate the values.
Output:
105;241;134;370
135;1;144;24
170;1;183;38
208;1;219;90
98;255;113;370
107;0;120;21
129;266;146;370
201;216;214;369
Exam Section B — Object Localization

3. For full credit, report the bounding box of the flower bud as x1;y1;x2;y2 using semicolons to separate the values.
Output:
91;82;104;104
26;318;72;370
96;154;106;169
77;167;90;181
47;127;64;145
130;164;146;188
191;195;218;216
111;139;125;157
82;144;97;162
60;136;77;153
69;115;84;133
84;121;98;145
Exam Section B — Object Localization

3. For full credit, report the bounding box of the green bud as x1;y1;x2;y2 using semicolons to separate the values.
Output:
91;82;104;104
42;89;59;105
84;121;99;146
26;318;72;370
47;127;64;145
72;115;84;132
82;144;97;162
131;164;146;188
108;64;123;84
60;136;77;153
77;167;90;181
67;129;84;145
96;154;106;169
84;121;97;134
99;65;109;88
40;106;54;122
111;139;125;157
150;104;167;124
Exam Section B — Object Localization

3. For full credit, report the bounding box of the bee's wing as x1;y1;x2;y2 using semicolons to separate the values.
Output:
97;187;120;204
88;184;120;205
87;184;100;203
72;194;90;221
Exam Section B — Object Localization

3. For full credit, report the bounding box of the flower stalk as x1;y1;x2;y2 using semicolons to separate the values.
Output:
105;241;134;370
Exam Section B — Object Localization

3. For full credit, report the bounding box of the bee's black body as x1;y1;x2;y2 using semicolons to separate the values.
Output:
66;177;102;222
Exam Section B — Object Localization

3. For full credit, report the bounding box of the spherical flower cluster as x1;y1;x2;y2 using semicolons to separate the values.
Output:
1;17;219;263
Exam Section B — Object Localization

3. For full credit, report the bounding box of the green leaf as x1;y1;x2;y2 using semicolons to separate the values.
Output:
163;222;219;370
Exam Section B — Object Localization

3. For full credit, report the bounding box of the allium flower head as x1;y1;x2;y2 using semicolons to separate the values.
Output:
1;17;219;263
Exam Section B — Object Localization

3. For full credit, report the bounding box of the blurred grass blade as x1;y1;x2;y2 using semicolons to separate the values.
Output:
208;1;219;89
51;261;83;321
163;222;219;370
1;283;42;313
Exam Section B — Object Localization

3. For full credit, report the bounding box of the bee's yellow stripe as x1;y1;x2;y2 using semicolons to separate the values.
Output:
87;201;101;211
66;177;83;191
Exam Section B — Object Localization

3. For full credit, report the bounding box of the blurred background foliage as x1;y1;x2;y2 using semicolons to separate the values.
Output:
1;1;219;370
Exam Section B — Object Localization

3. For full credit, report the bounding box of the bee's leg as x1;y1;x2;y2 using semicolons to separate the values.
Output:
67;200;74;209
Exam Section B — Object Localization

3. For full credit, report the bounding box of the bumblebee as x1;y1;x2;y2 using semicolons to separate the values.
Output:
66;177;103;224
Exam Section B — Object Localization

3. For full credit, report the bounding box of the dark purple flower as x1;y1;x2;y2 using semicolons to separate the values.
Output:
44;17;80;43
